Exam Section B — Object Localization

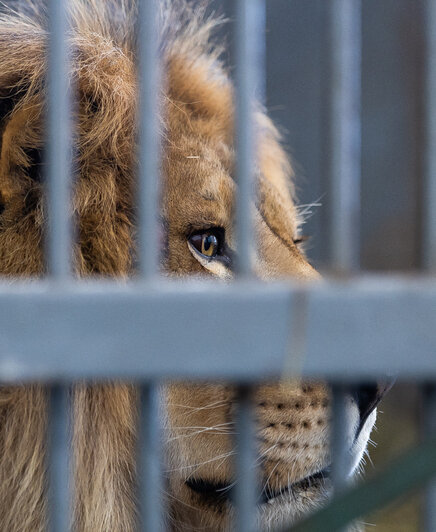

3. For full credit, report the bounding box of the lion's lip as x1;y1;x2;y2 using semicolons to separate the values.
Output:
260;467;330;503
185;467;330;505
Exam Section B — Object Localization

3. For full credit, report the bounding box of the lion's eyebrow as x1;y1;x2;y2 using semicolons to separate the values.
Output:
185;155;200;159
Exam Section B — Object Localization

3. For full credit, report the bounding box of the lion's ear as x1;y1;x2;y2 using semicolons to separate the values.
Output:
256;111;299;247
256;110;295;203
257;175;298;252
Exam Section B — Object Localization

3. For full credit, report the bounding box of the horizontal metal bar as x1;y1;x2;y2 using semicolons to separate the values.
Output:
285;435;436;532
0;278;434;381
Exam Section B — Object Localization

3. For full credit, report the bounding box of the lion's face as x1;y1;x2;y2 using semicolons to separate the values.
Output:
161;63;378;530
0;6;385;531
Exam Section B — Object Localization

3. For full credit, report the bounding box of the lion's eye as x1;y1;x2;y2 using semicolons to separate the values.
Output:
189;231;221;258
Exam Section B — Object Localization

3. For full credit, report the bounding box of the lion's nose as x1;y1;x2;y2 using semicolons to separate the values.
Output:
353;382;393;438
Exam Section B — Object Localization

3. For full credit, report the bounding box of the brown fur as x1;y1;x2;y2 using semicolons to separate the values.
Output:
0;2;370;531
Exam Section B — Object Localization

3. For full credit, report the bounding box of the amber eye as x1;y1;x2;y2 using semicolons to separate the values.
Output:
189;231;220;258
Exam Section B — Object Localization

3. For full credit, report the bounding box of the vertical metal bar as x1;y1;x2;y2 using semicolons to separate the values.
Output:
138;384;164;532
422;0;436;273
326;5;361;529
137;2;163;528
234;385;257;532
422;385;436;532
47;0;71;529
47;0;72;280
235;0;265;277
138;0;161;279
326;0;362;273
48;385;70;532
422;2;436;529
331;385;350;494
233;0;264;527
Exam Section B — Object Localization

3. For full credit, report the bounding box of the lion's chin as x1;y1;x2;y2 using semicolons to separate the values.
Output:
175;424;375;531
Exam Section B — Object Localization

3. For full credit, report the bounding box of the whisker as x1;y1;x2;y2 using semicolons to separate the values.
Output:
165;451;236;474
167;400;228;411
262;460;280;498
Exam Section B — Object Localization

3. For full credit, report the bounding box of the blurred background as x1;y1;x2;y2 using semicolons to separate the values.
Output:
208;0;425;530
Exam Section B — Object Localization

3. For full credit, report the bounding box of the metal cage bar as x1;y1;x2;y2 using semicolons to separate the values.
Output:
423;0;436;274
326;0;362;510
233;1;265;528
137;1;164;529
422;385;436;532
331;385;350;493
235;0;264;278
48;385;70;532
47;0;72;529
138;0;161;280
326;0;362;273
0;279;435;381
234;386;258;532
47;0;73;280
422;1;436;529
139;384;164;532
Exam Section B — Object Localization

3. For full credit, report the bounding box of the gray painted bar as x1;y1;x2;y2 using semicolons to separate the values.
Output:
137;1;163;529
235;0;264;277
47;0;71;529
139;384;164;532
137;0;161;280
47;0;72;280
0;279;434;381
326;2;362;513
423;0;436;273
234;385;258;532
326;0;362;273
234;0;265;527
422;385;436;532
48;385;70;532
331;386;350;494
422;2;436;530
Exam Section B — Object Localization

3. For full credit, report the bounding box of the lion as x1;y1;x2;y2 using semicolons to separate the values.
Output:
0;1;387;531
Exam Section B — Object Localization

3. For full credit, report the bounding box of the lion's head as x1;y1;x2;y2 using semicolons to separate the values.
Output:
0;2;386;531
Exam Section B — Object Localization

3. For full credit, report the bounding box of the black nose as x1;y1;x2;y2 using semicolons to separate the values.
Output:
353;381;393;439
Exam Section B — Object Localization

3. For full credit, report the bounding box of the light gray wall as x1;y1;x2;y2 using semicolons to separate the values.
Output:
210;0;424;271
266;0;423;271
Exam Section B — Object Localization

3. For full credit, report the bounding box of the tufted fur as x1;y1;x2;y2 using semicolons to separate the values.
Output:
0;2;374;530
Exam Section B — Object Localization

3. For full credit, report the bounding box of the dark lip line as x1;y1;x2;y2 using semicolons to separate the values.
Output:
185;467;330;506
